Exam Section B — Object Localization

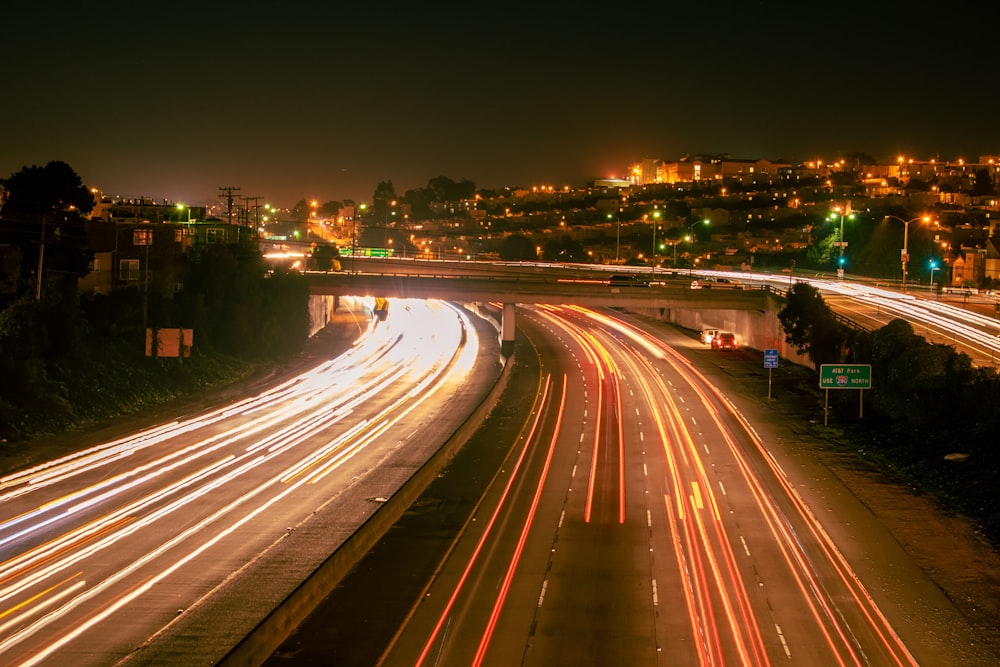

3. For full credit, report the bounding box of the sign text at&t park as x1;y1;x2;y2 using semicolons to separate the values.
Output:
819;364;872;389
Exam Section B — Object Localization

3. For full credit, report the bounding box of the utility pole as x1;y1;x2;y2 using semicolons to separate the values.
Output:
218;186;241;225
243;195;263;233
35;215;47;301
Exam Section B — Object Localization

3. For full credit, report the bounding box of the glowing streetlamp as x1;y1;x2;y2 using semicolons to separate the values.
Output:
608;210;621;263
650;210;662;271
828;206;856;277
883;215;930;292
353;203;366;274
687;219;709;267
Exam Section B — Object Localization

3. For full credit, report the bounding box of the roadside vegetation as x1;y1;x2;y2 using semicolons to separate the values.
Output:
779;283;1000;547
0;163;312;444
0;256;311;444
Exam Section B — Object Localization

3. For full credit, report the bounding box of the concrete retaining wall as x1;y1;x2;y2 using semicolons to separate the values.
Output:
632;291;814;368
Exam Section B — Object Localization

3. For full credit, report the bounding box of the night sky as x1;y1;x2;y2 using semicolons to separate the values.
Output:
3;2;997;209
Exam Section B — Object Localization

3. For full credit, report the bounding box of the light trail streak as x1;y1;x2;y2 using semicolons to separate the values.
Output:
0;298;481;665
737;271;1000;359
536;308;629;523
621;334;766;665
608;308;917;666
544;306;914;665
414;375;555;667
472;378;567;666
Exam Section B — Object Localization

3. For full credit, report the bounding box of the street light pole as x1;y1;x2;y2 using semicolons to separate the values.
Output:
353;203;366;274
884;215;929;292
830;206;856;278
837;211;846;270
608;212;620;263
687;219;708;252
650;211;661;276
902;219;910;291
35;215;47;302
616;216;620;263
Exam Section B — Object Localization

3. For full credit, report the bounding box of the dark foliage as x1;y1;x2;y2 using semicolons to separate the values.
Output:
308;244;341;272
542;235;587;262
0;162;97;294
1;161;95;216
0;241;311;443
498;235;537;260
781;290;1000;547
777;282;847;368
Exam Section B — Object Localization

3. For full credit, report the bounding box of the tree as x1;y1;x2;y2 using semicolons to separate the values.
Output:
542;235;586;262
777;282;846;368
308;243;341;272
319;200;342;217
972;168;995;196
370;181;398;223
0;161;95;297
426;176;476;202
290;199;311;222
402;187;433;220
499;235;536;260
0;161;94;216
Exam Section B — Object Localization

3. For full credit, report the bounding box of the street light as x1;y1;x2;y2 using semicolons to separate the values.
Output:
384;199;397;249
651;210;662;273
353;203;366;274
688;218;709;240
884;215;930;292
828;207;856;277
687;219;709;259
607;211;621;263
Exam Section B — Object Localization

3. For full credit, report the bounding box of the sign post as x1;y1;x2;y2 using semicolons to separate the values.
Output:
763;349;779;399
819;364;872;424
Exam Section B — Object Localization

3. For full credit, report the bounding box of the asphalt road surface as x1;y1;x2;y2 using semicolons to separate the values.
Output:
0;298;501;667
267;307;998;666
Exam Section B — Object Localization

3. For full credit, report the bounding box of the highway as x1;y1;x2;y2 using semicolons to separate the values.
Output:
5;256;994;665
307;256;1000;367
701;268;1000;367
0;298;498;667
360;305;986;666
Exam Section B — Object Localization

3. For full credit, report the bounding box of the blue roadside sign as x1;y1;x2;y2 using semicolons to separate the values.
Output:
764;349;779;369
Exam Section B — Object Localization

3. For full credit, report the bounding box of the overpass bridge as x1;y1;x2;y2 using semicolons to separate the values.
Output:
305;266;784;358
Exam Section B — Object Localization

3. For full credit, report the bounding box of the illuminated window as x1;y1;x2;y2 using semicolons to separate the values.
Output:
133;228;153;246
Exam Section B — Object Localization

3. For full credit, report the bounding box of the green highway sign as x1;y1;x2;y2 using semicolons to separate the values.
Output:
819;364;872;389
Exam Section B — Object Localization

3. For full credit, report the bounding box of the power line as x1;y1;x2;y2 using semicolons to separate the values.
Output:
218;187;241;225
242;195;263;228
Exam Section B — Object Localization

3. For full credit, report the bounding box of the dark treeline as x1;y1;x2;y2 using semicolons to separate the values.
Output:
0;249;310;443
0;162;311;444
779;283;1000;546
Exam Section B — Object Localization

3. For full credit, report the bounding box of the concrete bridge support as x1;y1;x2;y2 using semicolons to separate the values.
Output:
501;302;516;357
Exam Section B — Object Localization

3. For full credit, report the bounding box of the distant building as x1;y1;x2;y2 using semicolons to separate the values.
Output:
628;155;794;186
